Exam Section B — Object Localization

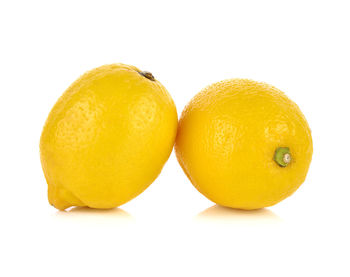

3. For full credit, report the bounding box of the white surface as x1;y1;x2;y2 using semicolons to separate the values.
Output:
1;1;349;276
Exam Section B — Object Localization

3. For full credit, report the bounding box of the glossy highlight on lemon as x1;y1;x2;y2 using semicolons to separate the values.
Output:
175;79;313;210
40;64;177;210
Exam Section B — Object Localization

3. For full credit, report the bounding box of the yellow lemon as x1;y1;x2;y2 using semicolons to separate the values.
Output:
40;64;177;210
175;79;313;210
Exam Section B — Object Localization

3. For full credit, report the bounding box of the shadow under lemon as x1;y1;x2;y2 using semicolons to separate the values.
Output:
196;204;282;223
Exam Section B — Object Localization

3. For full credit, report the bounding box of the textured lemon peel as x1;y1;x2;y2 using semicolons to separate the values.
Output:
52;185;86;210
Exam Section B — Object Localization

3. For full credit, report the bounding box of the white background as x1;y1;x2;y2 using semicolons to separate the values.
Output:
1;0;349;276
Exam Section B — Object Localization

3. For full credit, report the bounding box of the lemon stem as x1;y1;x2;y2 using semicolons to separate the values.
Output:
139;71;155;81
274;147;291;167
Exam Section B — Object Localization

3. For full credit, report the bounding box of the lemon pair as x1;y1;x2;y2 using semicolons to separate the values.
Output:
40;64;313;211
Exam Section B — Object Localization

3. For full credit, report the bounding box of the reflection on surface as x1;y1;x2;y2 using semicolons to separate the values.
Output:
196;204;281;223
55;206;133;221
69;206;130;216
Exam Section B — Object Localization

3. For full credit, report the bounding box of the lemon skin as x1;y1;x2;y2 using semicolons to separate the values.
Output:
40;64;177;210
175;79;313;210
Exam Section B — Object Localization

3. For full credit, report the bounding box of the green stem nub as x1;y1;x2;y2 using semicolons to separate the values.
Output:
139;71;155;81
274;147;292;167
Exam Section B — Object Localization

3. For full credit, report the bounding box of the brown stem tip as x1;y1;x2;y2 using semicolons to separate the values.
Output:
139;71;155;81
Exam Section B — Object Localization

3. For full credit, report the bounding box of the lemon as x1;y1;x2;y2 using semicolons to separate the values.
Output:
40;64;177;210
175;79;313;210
